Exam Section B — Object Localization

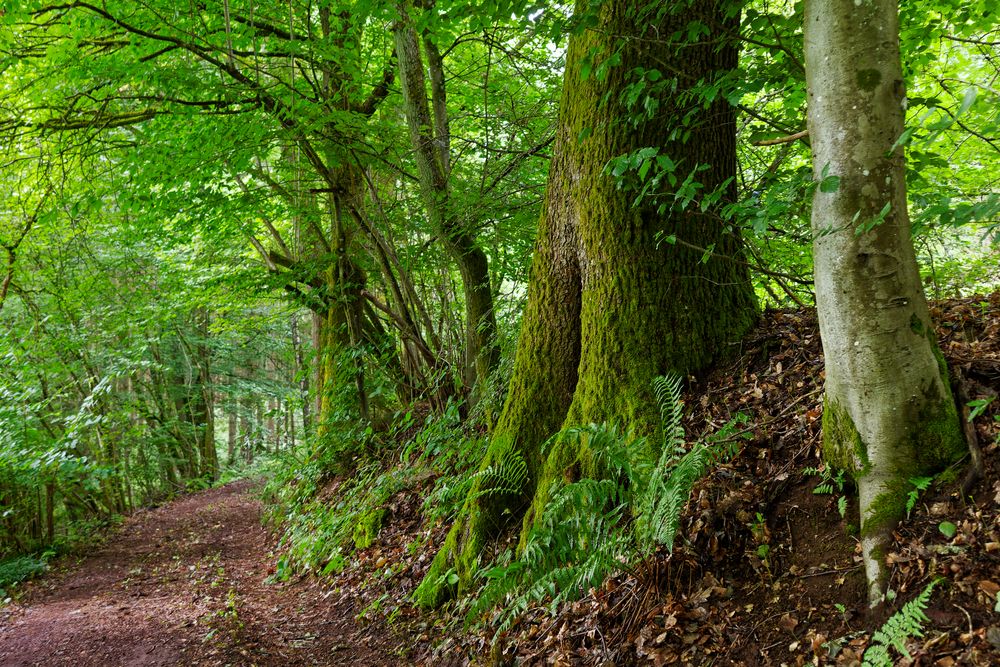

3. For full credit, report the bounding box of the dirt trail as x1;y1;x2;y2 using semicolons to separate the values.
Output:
0;480;406;666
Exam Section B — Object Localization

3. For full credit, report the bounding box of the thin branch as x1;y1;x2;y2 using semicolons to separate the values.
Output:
943;34;1000;47
752;129;809;146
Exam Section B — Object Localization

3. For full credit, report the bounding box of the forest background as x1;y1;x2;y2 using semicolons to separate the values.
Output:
0;0;998;660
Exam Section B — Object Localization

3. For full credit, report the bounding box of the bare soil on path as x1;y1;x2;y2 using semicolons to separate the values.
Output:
0;480;407;666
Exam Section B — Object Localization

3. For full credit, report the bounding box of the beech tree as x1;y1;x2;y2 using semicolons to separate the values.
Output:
415;0;757;606
804;0;967;605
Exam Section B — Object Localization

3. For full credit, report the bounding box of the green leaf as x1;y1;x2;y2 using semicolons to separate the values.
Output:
638;159;651;181
889;127;916;153
700;243;715;264
938;521;957;539
820;174;841;193
957;86;977;116
967;396;995;421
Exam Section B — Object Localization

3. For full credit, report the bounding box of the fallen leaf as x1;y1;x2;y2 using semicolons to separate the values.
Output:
779;613;799;632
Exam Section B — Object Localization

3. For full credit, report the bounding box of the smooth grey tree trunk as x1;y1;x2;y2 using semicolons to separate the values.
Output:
804;0;966;606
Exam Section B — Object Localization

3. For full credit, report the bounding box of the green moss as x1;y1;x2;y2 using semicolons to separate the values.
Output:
860;483;909;539
825;389;963;486
412;462;504;608
352;508;386;550
821;399;870;475
856;68;882;91
930;339;951;387
517;429;599;549
412;524;460;608
910;392;965;472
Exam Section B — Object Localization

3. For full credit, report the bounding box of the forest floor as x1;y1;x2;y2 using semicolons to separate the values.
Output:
2;295;1000;667
476;294;1000;666
0;479;410;666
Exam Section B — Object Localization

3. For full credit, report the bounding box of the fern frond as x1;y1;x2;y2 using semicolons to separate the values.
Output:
468;439;529;500
467;428;635;634
637;440;724;554
862;580;937;666
652;373;685;452
469;376;738;638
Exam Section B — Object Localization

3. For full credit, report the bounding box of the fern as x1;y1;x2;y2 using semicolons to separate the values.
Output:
862;580;937;667
468;439;529;501
0;554;48;594
470;374;741;635
468;425;635;633
905;476;933;518
637;374;737;554
652;373;686;453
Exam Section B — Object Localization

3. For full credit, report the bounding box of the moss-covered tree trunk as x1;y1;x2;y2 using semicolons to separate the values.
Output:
804;0;966;607
394;3;501;393
314;178;372;436
414;0;757;607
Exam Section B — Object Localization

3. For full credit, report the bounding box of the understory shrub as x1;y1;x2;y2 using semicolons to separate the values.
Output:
264;399;483;580
0;553;52;598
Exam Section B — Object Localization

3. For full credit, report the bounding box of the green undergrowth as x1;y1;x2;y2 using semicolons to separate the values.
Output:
862;580;939;666
263;401;486;582
0;552;51;599
465;375;749;636
0;512;126;603
262;376;748;640
215;452;286;486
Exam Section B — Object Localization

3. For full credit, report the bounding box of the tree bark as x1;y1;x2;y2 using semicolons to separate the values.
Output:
394;3;501;394
804;0;966;606
227;410;237;465
291;313;311;435
414;0;757;607
193;309;217;482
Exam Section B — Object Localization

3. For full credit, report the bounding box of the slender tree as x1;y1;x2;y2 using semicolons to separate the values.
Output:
804;0;967;606
394;1;501;392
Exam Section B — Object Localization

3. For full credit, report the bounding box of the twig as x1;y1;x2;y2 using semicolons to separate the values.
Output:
951;367;984;498
753;129;809;146
953;603;973;637
797;564;860;579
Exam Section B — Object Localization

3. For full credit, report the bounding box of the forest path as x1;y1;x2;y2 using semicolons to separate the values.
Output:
0;480;404;666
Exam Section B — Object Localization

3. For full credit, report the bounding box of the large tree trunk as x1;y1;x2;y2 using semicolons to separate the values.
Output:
414;0;757;607
804;0;966;607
